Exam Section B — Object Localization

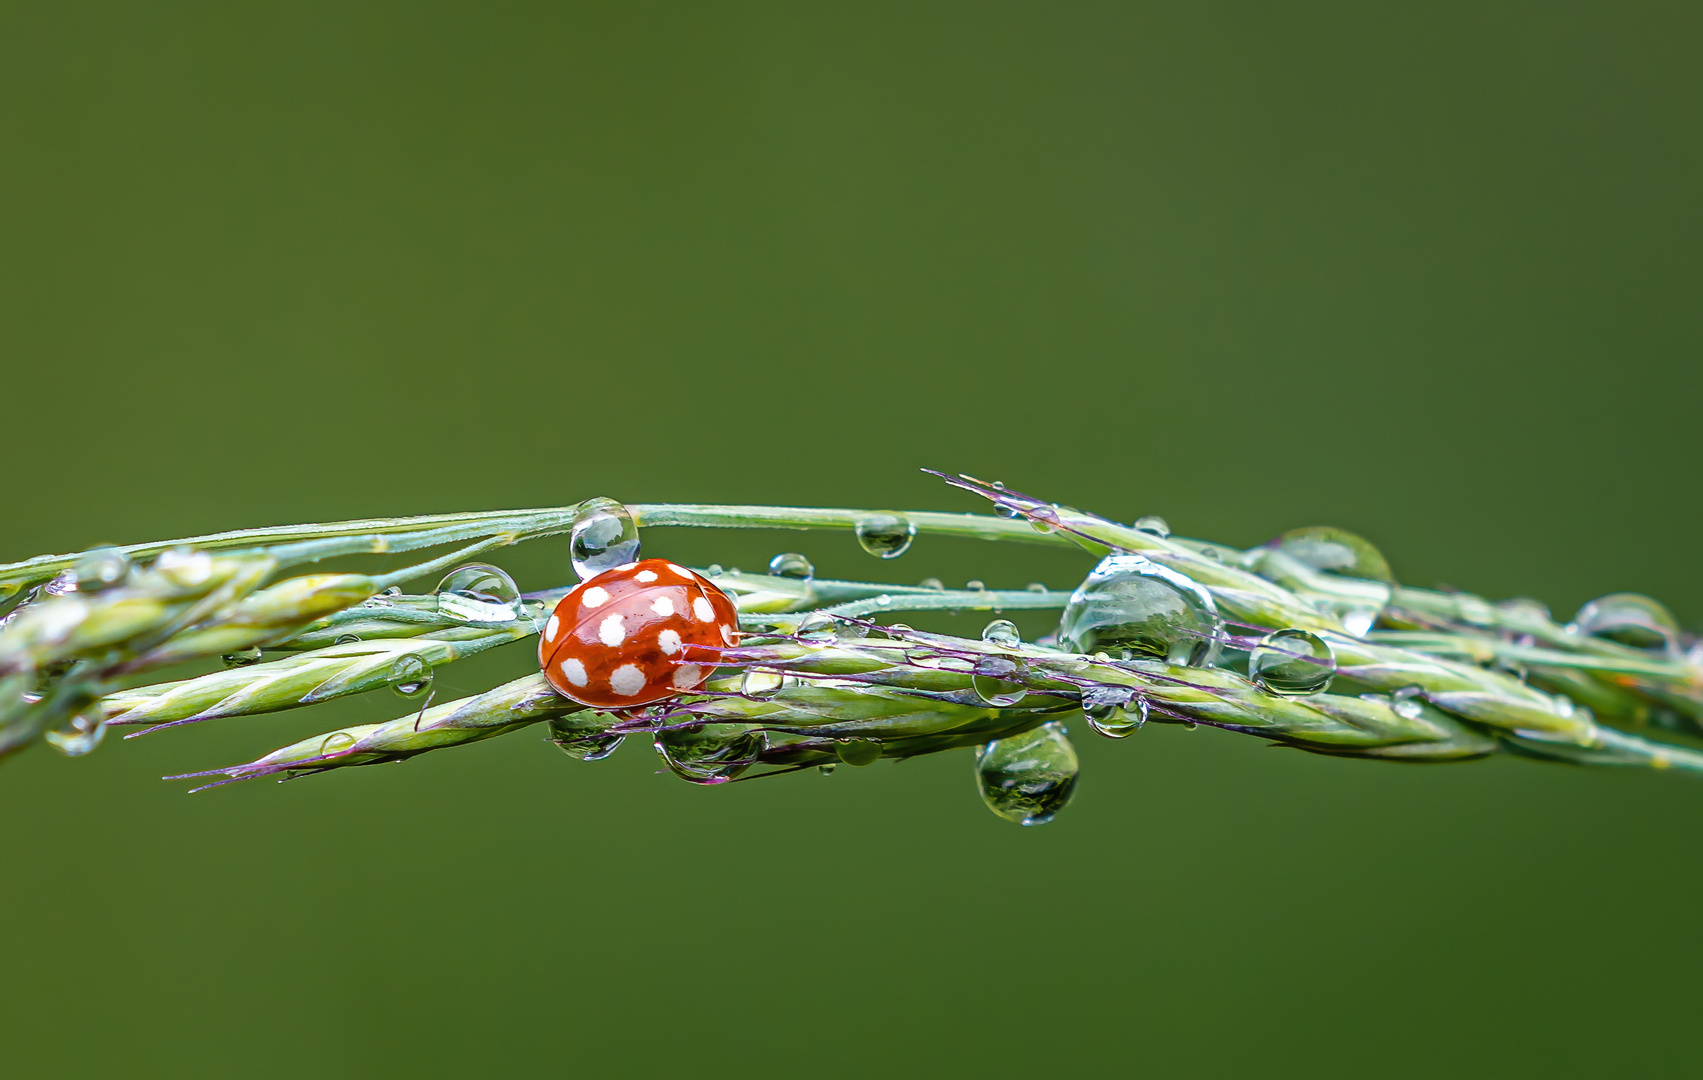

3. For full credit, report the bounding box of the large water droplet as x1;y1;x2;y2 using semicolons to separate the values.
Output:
1133;515;1171;539
44;713;105;757
72;547;132;592
971;656;1027;707
548;720;625;761
1081;685;1147;738
570;498;641;580
796;612;837;644
1248;629;1335;695
1057;555;1223;666
435;563;521;622
835;738;882;767
1572;593;1682;654
767;552;815;580
855;514;915;559
1269;527;1394;582
387;654;433;698
655;724;767;784
981;619;1021;648
975;722;1079;825
221;646;264;668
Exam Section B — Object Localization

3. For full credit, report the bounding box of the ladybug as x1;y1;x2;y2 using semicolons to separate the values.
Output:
539;558;740;708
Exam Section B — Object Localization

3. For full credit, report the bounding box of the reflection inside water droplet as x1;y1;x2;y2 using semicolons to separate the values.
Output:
981;619;1020;648
387;654;433;698
855;514;915;559
569;498;641;580
767;552;815;580
1081;685;1147;738
655;724;767;784
971;656;1027;707
975;722;1079;825
435;563;521;622
1057;555;1223;666
1133;515;1171;539
1248;629;1336;695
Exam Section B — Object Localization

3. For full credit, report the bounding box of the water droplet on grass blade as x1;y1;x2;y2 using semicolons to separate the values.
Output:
1081;686;1146;738
1269;527;1394;582
740;669;784;697
971;656;1027;707
333;634;361;646
975;722;1079;825
981;619;1021;647
222;646;264;668
388;655;432;698
1248;629;1336;695
570;498;640;580
45;713;105;757
920;577;944;590
965;580;986;593
1025;582;1048;593
435;564;521;622
855;514;915;559
320;731;358;756
71;547;130;591
768;552;815;580
655;724;767;783
796;612;837;644
1058;555;1223;666
1572;593;1682;654
1133;515;1171;539
548;720;625;761
835;738;882;767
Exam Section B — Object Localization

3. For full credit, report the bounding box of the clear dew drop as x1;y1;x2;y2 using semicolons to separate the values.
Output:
548;719;625;761
919;577;945;590
1391;696;1425;721
1133;515;1171;539
387;654;433;698
319;731;358;755
1025;582;1048;593
981;619;1021;648
44;713;105;757
1269;526;1394;583
1572;593;1682;655
740;669;785;697
1057;554;1224;667
655;724;768;784
435;563;522;622
71;547;131;592
332;634;361;647
971;656;1027;707
818;764;837;776
768;552;815;580
1248;629;1336;695
965;580;987;593
221;646;264;668
796;612;837;644
835;738;882;767
975;722;1079;826
569;497;641;581
1081;685;1147;738
854;514;916;559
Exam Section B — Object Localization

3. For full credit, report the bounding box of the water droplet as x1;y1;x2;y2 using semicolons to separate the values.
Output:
885;623;914;636
1248;629;1336;695
221;646;264;668
332;634;361;646
1081;686;1147;738
855;514;916;559
706;564;724;577
1057;554;1224;666
44;713;105;757
41;571;77;597
1028;506;1060;534
387;654;433;698
1025;582;1048;593
1572;593;1681;654
1495;597;1551;624
981;619;1021;648
768;552;815;580
1133;515;1171;539
818;763;837;776
919;577;945;590
1199;547;1223;563
319;731;358;756
435;563;521;622
71;547;131;592
548;720;625;761
994;505;1021;519
655;724;767;784
975;722;1079;825
796;612;837;644
153;547;213;588
1340;607;1378;637
1391;697;1425;721
1269;527;1394;582
569;497;641;580
740;669;784;697
876;594;892;606
835;738;882;767
965;580;986;593
971;656;1027;707
835;621;869;642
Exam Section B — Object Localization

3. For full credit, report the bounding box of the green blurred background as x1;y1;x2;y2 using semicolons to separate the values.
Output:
3;2;1700;1076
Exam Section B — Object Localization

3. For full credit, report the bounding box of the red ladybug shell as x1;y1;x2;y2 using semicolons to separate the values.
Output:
539;558;740;708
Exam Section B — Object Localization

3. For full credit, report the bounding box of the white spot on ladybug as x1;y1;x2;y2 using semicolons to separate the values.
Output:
559;657;587;687
609;664;645;696
672;664;704;689
658;628;682;655
598;612;626;647
544;614;559;641
667;563;693;580
581;586;610;609
650;596;674;617
720;623;736;645
693;597;714;622
635;569;658;583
